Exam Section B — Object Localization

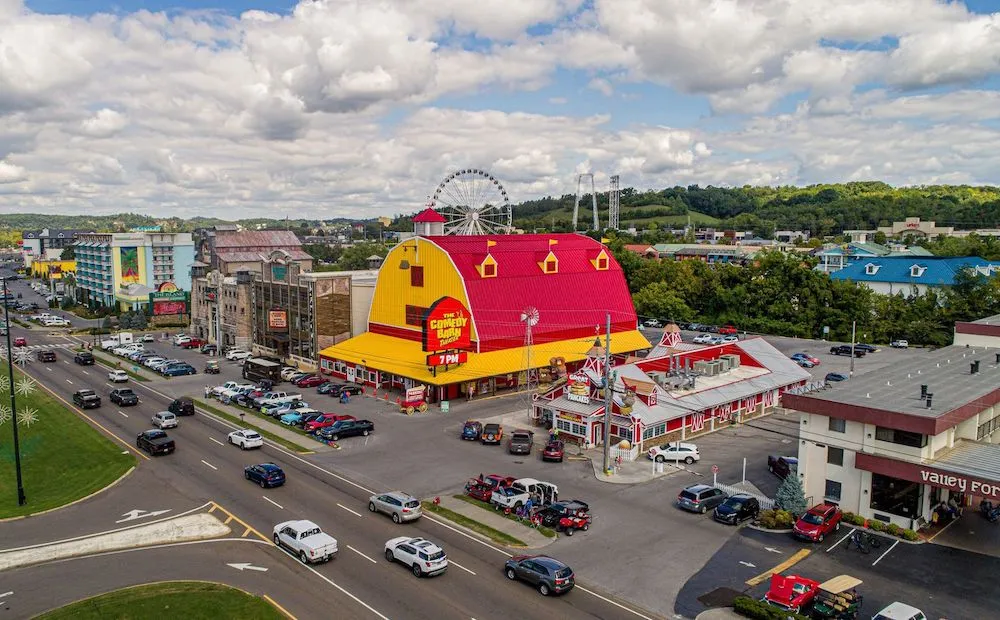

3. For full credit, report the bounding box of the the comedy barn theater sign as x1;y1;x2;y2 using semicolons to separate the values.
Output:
422;297;473;352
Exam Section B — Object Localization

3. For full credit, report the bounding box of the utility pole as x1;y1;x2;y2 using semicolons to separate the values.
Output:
849;320;857;377
602;312;613;475
3;277;26;505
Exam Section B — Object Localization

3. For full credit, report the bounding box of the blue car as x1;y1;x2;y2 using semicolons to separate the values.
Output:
161;364;196;376
789;353;817;368
244;463;285;488
461;420;483;441
262;400;309;418
280;407;318;426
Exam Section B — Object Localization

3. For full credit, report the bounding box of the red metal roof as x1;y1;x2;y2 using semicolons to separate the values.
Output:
412;208;446;223
214;230;302;248
424;234;637;351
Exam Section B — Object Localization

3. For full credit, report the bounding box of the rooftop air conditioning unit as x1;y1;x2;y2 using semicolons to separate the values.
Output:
707;360;725;375
716;357;732;372
647;372;667;387
720;354;741;370
693;360;711;375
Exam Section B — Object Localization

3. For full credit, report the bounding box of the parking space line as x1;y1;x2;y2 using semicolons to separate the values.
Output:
209;437;224;446
347;545;377;564
872;539;899;566
118;411;128;418
449;559;476;575
745;549;811;586
828;529;854;553
201;459;218;471
105;383;114;388
262;496;284;510
337;503;362;517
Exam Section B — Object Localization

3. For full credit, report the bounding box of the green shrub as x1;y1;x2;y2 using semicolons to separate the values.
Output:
867;520;885;532
733;595;810;620
885;523;900;536
900;529;919;541
843;511;856;522
756;509;794;530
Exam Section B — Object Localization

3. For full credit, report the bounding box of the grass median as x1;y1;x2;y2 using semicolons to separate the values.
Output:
193;399;312;454
86;349;150;382
421;500;526;547
452;494;557;538
35;581;285;620
1;366;135;519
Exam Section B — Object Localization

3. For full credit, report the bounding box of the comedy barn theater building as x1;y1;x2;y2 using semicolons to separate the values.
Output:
317;214;650;403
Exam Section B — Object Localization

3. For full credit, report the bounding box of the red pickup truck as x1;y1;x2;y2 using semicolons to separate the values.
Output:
718;324;738;336
793;503;843;542
180;338;206;349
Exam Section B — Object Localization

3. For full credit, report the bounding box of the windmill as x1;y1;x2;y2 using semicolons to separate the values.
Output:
520;306;540;391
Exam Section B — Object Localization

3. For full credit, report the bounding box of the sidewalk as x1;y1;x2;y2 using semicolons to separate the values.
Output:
694;608;741;620
585;449;690;484
436;496;553;548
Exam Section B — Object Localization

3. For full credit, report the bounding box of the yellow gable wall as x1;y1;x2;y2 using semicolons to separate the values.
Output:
368;238;479;342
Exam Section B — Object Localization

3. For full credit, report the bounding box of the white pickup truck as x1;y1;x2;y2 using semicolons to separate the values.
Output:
490;486;532;511
273;520;338;564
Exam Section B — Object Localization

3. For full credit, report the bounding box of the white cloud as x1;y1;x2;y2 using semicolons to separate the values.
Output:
0;160;26;183
78;109;128;138
588;78;614;97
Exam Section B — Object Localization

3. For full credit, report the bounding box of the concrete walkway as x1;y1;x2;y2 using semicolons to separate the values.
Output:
436;496;553;548
585;449;690;484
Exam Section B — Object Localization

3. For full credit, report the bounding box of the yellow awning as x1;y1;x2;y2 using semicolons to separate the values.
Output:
319;330;652;386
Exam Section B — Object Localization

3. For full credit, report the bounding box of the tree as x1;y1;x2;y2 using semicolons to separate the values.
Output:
873;231;887;245
60;246;75;260
774;474;808;516
632;282;693;323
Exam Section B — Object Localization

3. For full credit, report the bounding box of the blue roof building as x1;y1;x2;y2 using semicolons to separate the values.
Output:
830;256;1000;297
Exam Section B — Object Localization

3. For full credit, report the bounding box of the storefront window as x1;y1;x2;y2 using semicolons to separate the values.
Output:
642;422;667;440
874;427;926;448
556;419;586;436
870;473;921;518
824;480;842;501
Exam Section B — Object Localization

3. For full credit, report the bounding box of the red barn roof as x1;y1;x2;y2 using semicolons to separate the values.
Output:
413;208;446;223
424;234;637;351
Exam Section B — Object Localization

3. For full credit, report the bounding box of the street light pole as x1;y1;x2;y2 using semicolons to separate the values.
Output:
3;276;26;505
601;312;613;475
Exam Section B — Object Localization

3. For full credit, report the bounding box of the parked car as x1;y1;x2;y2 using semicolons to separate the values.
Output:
173;335;192;345
504;555;575;596
830;345;865;357
72;389;101;409
508;429;534;455
316;382;343;395
853;343;879;354
648;441;700;464
643;319;662;328
317;419;374;441
713;494;761;525
825;372;849;383
273;520;338;564
74;351;95;365
464;478;494;502
481;474;516;491
225;349;252;361
179;338;206;349
168;397;195;416
296;412;324;429
793;503;843;542
200;343;217;354
228;429;264;449
151;411;178;429
245;462;285;488
303;413;350;432
280;366;301;380
108;369;129;383
790;352;820;367
295;375;326;388
872;602;927;620
889;340;909;349
262;400;310;418
368;491;422;523
535;500;590;528
718;324;738;335
332;384;363;397
136;429;175;455
385;537;448;578
490;486;532;511
109;388;139;406
161;364;196;376
693;333;714;344
279;407;321;426
542;439;565;462
763;574;821;615
768;455;798;479
461;420;483;440
677;484;727;514
481;423;503;445
36;350;56;363
13;337;26;347
140;334;156;342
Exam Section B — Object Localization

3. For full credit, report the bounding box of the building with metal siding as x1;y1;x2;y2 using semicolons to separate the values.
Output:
319;230;651;403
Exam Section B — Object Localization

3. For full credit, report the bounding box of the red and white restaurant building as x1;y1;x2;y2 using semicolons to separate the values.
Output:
786;338;1000;530
533;328;811;450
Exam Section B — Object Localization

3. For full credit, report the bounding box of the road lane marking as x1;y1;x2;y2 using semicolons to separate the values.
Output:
574;584;657;619
201;459;218;470
449;559;476;575
872;539;899;566
209;437;225;446
745;549;811;586
45;367;51;372
208;501;268;541
118;411;128;418
105;382;114;388
347;545;377;564
65;379;72;384
262;496;284;510
262;595;297;620
81;369;89;375
337;503;362;517
828;529;854;553
273;546;388;619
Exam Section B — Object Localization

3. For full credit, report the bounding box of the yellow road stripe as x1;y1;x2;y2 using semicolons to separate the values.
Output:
263;594;298;620
242;527;252;537
209;501;269;542
745;548;811;586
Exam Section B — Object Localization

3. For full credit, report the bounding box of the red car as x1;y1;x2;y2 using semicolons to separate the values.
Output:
295;375;326;387
13;337;26;347
763;574;820;614
718;324;738;336
303;413;355;433
180;338;205;349
465;479;493;502
542;439;565;462
793;503;843;542
480;474;515;491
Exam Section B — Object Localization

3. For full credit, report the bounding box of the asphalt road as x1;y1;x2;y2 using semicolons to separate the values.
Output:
5;322;655;620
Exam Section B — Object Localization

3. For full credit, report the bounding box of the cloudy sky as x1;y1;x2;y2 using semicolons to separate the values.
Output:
1;0;999;220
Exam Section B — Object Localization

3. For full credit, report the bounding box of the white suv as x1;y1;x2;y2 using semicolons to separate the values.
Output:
647;441;700;465
226;349;252;361
693;334;714;344
384;537;448;578
151;411;178;429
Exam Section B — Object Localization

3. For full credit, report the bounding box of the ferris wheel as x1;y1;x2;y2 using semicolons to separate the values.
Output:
430;169;513;235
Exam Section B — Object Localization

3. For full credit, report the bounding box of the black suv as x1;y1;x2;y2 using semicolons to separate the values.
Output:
830;345;865;358
713;494;761;525
72;389;101;409
36;350;57;363
74;351;95;365
110;388;139;407
168;397;195;416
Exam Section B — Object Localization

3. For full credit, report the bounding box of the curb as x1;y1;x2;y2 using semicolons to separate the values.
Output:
745;523;926;545
422;504;530;550
745;524;793;534
0;465;137;523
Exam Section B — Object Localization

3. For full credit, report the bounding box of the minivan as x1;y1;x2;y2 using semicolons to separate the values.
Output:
151;411;178;429
676;484;727;514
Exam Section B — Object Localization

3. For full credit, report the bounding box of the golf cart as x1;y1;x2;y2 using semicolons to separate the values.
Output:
811;575;863;619
204;359;221;374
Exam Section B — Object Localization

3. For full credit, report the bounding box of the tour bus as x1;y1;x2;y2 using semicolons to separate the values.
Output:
242;357;282;384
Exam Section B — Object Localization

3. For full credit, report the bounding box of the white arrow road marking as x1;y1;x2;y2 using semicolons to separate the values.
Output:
262;496;284;510
764;547;782;554
209;437;224;446
201;460;218;470
227;563;268;572
337;503;362;517
739;561;756;568
449;560;476;575
118;411;128;418
116;509;171;523
348;545;377;564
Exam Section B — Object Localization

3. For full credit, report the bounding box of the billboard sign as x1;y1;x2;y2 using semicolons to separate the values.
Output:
148;283;189;316
426;352;468;366
566;373;591;404
268;310;288;329
422;296;472;352
119;247;141;284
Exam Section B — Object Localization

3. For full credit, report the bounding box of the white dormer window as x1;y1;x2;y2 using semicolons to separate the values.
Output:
864;263;880;275
910;264;926;278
